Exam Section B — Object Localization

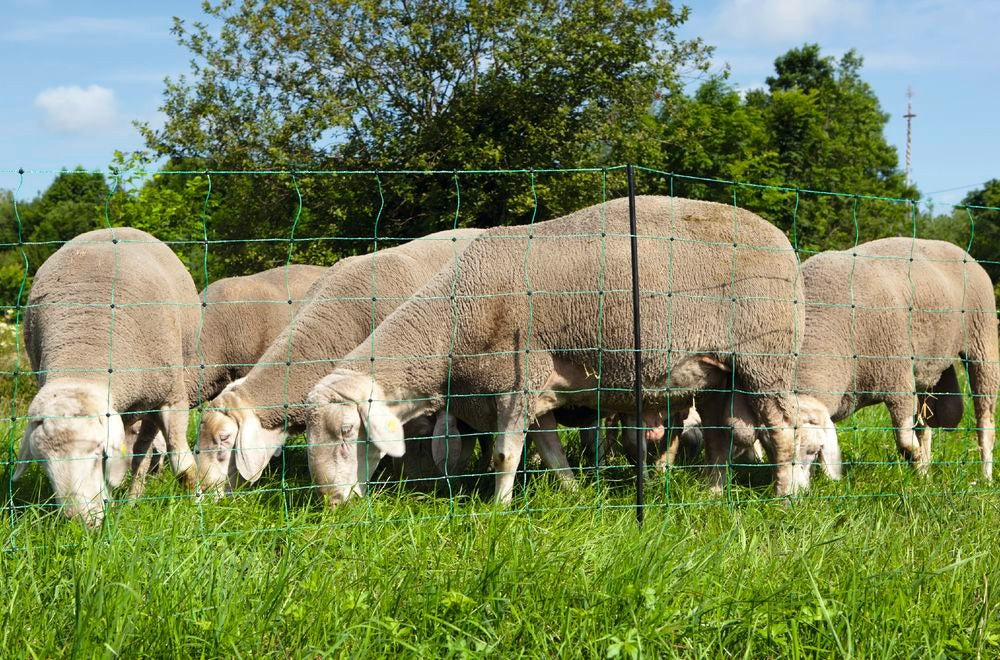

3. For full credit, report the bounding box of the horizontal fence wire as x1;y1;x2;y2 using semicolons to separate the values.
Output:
2;165;1000;549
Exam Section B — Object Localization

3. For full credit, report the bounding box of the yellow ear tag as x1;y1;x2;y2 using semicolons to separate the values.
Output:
385;418;400;434
121;444;128;458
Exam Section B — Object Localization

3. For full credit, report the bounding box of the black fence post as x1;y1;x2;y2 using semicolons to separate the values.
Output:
626;164;645;527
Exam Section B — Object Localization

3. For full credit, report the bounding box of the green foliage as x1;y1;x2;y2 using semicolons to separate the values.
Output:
657;44;918;253
0;168;110;303
137;0;712;263
912;180;1000;284
960;180;1000;283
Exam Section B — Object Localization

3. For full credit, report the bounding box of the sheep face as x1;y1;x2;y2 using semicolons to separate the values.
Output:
195;407;239;495
307;400;387;506
306;370;406;507
196;390;285;494
793;395;842;487
16;383;126;528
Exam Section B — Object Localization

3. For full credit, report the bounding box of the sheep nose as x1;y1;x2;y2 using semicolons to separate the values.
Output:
324;488;352;508
62;502;104;528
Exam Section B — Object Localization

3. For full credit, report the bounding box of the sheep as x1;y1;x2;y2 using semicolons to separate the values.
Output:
195;228;485;494
304;194;805;507
194;264;327;401
124;264;327;496
780;237;998;485
15;227;200;526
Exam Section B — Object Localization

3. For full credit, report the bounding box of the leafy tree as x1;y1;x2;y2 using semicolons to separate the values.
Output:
0;169;111;305
657;44;917;253
139;0;713;269
930;180;1000;285
955;180;1000;282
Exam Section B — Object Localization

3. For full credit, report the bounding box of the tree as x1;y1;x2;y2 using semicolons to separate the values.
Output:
139;0;713;270
656;44;917;252
954;180;1000;284
0;169;112;305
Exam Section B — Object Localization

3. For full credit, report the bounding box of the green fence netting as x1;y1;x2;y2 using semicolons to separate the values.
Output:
2;165;999;548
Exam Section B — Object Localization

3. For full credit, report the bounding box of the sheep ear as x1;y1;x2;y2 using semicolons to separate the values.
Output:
819;424;843;480
103;413;129;488
13;420;38;481
362;400;405;458
233;412;280;483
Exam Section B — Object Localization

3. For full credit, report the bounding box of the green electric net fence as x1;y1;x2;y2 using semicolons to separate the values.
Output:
2;165;1000;548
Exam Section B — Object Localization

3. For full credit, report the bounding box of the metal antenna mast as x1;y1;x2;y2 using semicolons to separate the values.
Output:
904;86;916;185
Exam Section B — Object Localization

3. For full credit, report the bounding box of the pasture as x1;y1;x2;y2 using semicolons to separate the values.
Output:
3;325;999;657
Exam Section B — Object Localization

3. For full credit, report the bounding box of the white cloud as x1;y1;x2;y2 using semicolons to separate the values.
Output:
713;0;866;44
33;85;119;133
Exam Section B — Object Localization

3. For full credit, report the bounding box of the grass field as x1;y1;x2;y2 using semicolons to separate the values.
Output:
3;326;1000;657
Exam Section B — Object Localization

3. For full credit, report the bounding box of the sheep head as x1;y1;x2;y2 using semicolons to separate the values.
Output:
306;369;405;507
196;385;286;494
792;395;842;487
16;381;126;528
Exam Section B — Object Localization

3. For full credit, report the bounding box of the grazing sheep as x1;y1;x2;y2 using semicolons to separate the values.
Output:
305;195;804;506
124;264;327;496
195;228;484;493
785;238;998;484
15;227;200;526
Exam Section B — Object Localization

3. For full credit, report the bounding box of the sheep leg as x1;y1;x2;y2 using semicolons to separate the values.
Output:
701;426;729;495
914;427;933;477
493;396;528;505
663;431;681;470
661;407;698;470
975;404;995;481
695;392;732;494
579;425;606;468
886;396;920;465
157;403;196;490
531;412;577;491
127;419;162;500
752;398;797;496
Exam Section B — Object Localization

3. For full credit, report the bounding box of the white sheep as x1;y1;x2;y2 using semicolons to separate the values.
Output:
305;195;804;506
195;228;484;494
788;238;998;484
15;227;200;526
126;264;327;496
702;238;997;489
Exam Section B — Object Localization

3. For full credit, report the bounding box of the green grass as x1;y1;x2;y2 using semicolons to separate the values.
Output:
3;327;1000;656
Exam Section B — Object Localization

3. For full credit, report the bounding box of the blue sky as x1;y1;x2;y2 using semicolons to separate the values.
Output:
2;0;998;210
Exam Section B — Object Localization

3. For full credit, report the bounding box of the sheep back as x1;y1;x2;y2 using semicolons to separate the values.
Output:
194;264;327;402
799;237;998;420
232;228;483;429
24;227;199;413
346;195;803;416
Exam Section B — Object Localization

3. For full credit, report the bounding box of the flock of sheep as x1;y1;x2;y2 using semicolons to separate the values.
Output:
12;195;999;527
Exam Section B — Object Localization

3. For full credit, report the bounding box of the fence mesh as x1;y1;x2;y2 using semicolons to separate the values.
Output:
3;165;1000;548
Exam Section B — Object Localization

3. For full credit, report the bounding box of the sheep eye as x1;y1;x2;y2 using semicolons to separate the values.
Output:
340;424;355;436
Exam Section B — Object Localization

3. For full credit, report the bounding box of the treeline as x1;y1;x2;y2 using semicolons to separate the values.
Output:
2;1;997;303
